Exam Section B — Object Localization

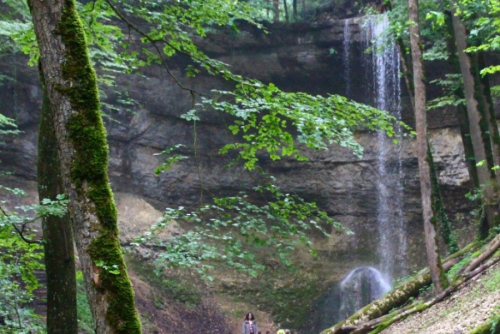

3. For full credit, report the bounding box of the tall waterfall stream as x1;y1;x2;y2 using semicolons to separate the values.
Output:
316;15;407;330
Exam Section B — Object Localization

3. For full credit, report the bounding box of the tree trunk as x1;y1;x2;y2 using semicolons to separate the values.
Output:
28;0;142;333
293;0;297;20
451;3;499;230
283;0;289;22
444;10;479;189
273;0;280;22
478;52;500;186
38;82;78;334
409;0;447;294
428;143;458;254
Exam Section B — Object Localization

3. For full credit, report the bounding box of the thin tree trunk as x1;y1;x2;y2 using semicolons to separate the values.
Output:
293;0;297;21
409;0;447;294
301;0;306;17
451;3;498;230
444;11;479;189
38;81;77;334
478;52;500;187
283;0;289;22
428;143;459;254
28;0;142;333
273;0;280;22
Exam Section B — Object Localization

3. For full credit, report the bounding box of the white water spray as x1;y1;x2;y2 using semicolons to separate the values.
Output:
364;15;406;281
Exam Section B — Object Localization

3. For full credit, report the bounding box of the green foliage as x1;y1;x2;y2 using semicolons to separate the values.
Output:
447;255;471;279
76;271;94;334
0;226;45;333
0;184;68;332
201;81;399;170
428;74;466;110
134;177;347;279
94;260;121;275
153;144;189;175
457;0;500;75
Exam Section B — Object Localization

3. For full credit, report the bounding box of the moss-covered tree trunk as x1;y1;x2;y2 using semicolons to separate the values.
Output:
477;52;500;190
408;0;448;294
28;0;142;332
451;3;499;230
38;84;77;334
428;143;458;254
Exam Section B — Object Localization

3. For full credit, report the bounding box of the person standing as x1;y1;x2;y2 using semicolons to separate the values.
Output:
242;312;258;334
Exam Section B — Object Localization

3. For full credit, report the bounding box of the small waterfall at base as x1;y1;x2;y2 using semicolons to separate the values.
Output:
313;267;391;330
337;267;391;321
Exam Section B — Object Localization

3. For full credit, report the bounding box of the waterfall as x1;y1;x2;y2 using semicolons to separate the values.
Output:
365;15;406;281
337;267;391;321
313;15;407;332
314;267;391;329
343;18;352;98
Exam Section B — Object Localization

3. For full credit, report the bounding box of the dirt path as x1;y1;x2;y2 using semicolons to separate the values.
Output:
382;263;500;334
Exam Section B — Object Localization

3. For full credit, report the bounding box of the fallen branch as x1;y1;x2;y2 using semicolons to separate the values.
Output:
459;232;500;275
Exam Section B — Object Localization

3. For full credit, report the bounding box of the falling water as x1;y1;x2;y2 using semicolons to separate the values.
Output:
365;15;406;281
337;267;391;321
314;15;407;331
314;267;391;329
343;18;352;98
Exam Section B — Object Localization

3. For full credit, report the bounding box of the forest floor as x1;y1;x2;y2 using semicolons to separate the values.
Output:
381;262;500;334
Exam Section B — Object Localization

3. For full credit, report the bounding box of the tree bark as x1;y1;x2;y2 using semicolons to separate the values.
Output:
28;0;142;333
451;3;499;230
477;52;500;186
428;143;458;254
283;0;289;22
444;10;479;189
408;0;447;294
38;82;77;334
293;0;298;21
273;0;280;22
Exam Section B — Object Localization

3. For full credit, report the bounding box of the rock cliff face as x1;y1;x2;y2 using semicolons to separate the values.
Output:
0;16;482;332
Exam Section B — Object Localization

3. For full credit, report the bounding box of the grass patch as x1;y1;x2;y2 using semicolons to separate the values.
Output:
484;267;500;293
